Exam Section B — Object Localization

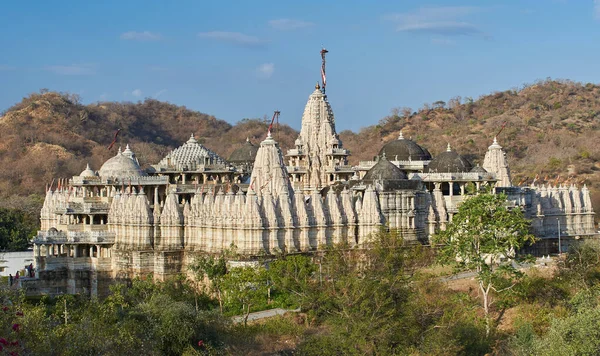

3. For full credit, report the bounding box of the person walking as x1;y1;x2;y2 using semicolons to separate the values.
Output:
28;263;33;277
9;274;13;286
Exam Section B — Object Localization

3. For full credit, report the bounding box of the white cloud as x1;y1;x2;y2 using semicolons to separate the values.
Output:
45;64;95;75
268;19;315;31
256;63;275;79
132;89;142;98
385;6;482;36
198;31;265;46
120;31;162;41
595;0;600;19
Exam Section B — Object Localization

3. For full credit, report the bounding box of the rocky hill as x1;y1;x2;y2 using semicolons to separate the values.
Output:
340;78;600;212
2;79;600;218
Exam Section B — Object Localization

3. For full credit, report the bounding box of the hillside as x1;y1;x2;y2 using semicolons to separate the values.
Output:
0;91;298;214
340;79;600;211
2;79;600;217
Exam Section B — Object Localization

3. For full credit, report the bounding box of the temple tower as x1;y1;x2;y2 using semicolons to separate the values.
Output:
483;137;512;187
286;51;354;190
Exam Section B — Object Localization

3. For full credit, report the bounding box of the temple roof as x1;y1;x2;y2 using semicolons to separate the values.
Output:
426;144;472;173
155;134;228;171
98;147;147;178
470;164;488;173
228;138;259;164
378;131;432;161
363;154;408;181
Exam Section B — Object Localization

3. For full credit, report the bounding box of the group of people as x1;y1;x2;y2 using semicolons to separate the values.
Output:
8;263;34;287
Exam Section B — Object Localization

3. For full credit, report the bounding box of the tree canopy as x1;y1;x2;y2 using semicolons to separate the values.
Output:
0;208;36;251
433;193;536;336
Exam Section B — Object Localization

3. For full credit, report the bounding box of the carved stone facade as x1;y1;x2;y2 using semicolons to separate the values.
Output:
286;84;354;190
31;84;598;297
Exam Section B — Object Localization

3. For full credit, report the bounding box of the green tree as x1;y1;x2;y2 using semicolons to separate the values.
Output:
532;304;600;356
221;265;268;326
189;254;227;313
560;241;600;290
268;254;316;308
433;193;535;337
0;208;36;251
298;230;426;354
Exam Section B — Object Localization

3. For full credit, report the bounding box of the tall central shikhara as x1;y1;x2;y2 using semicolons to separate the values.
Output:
286;48;354;190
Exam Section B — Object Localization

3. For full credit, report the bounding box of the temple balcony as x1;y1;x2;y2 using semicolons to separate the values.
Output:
67;224;109;233
89;176;170;185
409;172;497;182
35;229;115;244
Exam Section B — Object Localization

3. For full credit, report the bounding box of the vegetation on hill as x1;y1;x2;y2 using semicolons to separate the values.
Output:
1;78;600;237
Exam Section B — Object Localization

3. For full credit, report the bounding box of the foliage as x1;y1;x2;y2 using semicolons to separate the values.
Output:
433;193;536;336
560;241;600;289
533;305;600;356
267;254;316;308
6;227;600;354
0;277;225;355
221;265;269;324
0;207;37;251
189;253;228;313
294;230;474;355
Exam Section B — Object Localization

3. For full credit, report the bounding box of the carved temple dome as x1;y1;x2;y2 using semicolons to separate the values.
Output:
155;134;228;171
378;132;432;161
98;147;147;178
426;144;472;173
363;154;408;181
228;138;259;164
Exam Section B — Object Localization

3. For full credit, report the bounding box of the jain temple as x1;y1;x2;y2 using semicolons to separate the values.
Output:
29;82;598;296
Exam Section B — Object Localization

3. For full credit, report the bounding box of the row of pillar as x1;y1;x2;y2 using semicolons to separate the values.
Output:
34;244;111;259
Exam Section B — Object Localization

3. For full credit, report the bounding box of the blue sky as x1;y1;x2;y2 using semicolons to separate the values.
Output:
1;0;600;132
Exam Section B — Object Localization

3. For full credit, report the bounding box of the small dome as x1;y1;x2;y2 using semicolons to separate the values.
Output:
427;145;472;173
98;147;147;178
470;165;487;173
155;134;228;171
378;132;432;161
79;163;96;178
228;138;259;164
363;154;408;181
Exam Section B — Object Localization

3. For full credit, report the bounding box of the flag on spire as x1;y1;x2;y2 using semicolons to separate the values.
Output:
267;110;280;136
108;129;121;150
320;48;328;93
